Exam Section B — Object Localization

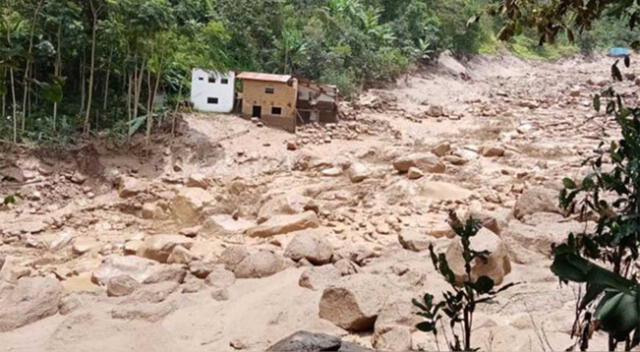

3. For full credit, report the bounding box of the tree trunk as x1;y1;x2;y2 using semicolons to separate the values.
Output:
53;23;63;132
21;0;44;132
9;68;17;143
103;50;112;112
83;13;98;135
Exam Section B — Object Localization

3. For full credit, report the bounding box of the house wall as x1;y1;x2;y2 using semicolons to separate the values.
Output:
241;79;298;132
190;69;235;113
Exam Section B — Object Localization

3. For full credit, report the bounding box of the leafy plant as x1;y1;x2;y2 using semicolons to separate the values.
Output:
413;211;516;352
552;57;640;351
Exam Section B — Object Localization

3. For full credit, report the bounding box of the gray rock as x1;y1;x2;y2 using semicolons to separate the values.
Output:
266;331;341;352
234;250;286;279
284;228;334;265
107;275;140;297
0;277;63;332
205;265;236;288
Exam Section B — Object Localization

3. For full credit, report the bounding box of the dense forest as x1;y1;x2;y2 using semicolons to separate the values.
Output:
0;0;637;145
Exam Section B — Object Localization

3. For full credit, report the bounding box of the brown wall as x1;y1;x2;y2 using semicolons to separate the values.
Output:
241;79;298;132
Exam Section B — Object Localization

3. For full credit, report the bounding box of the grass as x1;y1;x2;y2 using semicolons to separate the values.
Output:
507;35;579;60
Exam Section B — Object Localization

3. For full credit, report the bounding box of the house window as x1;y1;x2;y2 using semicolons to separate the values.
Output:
221;78;229;84
271;107;282;115
208;97;219;104
265;87;275;94
198;77;204;81
208;76;216;83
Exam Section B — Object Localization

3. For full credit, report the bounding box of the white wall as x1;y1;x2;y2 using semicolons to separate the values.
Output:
190;69;235;113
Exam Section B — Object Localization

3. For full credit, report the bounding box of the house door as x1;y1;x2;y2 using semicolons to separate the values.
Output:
252;105;262;118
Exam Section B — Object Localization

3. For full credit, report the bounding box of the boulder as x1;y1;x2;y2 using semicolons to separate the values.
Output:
407;167;424;180
92;255;186;286
398;229;431;252
107;275;140;297
245;211;320;238
166;245;195;265
211;288;230;301
284;228;334;265
136;235;194;263
189;260;217;279
321;167;342;177
202;214;254;237
204;265;236;288
334;259;360;276
299;265;342;291
513;187;562;220
0;277;63;332
219;246;250;272
319;274;394;331
141;202;169;220
171;187;215;225
375;295;422;330
480;145;505;157
257;192;313;223
123;281;179;304
445;228;511;285
431;142;451;157
372;326;412;352
72;237;97;255
233;250;287;279
118;177;146;198
266;331;341;352
111;301;178;322
393;153;445;174
347;163;371;183
186;173;209;189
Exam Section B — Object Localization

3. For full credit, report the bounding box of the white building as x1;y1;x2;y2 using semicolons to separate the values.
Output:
190;69;235;113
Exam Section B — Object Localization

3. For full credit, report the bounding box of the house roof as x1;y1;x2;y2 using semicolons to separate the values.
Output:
237;72;293;83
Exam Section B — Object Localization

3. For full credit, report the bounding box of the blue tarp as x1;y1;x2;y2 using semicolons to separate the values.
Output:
610;47;630;57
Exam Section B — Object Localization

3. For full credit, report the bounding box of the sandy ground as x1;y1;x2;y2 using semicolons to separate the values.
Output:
0;52;636;352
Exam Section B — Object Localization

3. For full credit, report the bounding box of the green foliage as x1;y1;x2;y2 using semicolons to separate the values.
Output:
413;212;516;352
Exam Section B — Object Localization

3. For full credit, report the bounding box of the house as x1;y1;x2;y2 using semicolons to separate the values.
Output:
296;79;338;124
190;69;235;113
237;72;298;132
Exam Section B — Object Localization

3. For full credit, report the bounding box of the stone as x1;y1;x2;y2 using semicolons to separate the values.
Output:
299;265;342;291
111;301;178;322
445;228;511;285
106;275;140;297
141;203;168;220
0;277;63;332
234;250;286;279
92;255;186;286
166;245;195;265
425;105;444;117
211;288;230;301
118;177;146;198
72;237;96;255
334;259;360;276
245;211;320;238
49;231;74;251
257;193;313;223
431;142;451;157
205;265;236;288
407;167;424;180
287;141;298;151
189;260;217;279
0;256;31;283
124;240;143;255
347;163;371;183
186;173;209;189
398;229;431;252
513;187;562;220
220;246;250;272
266;331;341;352
375;295;421;330
480;145;505;157
393;153;445;174
372;326;412;352
203;214;254;237
123;281;179;304
136;235;194;263
284;228;334;265
321;167;342;177
319;274;394;331
171;187;215;225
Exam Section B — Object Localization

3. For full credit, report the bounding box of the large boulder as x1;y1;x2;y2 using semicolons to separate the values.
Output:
137;235;194;263
258;193;313;223
204;265;236;288
107;275;140;297
245;211;320;238
284;228;334;265
92;255;186;286
171;187;215;225
219;246;250;272
0;277;63;332
513;187;562;220
393;153;445;174
233;250;287;279
202;214;254;237
118;177;146;198
319;274;394;331
372;326;412;352
445;228;511;285
299;265;342;291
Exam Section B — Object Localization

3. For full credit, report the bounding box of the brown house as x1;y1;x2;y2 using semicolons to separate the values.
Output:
297;79;338;124
237;72;298;132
